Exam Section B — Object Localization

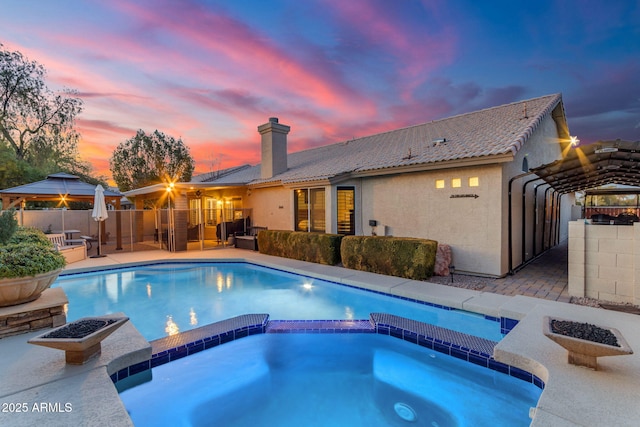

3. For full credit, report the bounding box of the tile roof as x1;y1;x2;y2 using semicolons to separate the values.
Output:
200;94;565;186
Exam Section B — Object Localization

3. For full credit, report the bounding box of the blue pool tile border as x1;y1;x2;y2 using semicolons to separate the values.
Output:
501;317;520;334
110;314;269;383
111;312;543;391
266;319;375;333
59;259;504;328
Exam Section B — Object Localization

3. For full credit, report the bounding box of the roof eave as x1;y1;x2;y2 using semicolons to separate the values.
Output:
351;154;514;178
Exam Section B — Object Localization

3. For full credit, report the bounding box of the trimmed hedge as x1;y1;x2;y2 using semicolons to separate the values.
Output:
341;236;438;280
257;230;343;265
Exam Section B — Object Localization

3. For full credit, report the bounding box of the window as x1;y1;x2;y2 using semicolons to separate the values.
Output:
337;187;355;235
436;179;445;189
294;188;325;232
204;197;217;226
469;177;479;187
452;178;461;188
189;198;201;225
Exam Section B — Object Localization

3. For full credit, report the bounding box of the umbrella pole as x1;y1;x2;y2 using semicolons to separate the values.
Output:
91;221;106;258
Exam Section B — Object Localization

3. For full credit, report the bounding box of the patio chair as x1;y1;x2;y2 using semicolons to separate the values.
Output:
46;234;87;263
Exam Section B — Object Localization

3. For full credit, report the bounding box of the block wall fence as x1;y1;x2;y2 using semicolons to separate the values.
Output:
568;221;640;306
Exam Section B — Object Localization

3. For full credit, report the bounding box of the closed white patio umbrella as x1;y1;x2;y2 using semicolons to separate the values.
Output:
91;185;108;258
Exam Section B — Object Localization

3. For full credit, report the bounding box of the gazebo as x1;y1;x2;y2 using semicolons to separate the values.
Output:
0;172;122;208
0;172;124;249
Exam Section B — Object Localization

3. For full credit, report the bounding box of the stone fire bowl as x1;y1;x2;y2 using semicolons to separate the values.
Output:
28;316;129;365
543;316;633;370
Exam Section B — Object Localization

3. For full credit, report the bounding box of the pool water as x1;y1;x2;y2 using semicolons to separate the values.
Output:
54;262;502;341
120;334;540;427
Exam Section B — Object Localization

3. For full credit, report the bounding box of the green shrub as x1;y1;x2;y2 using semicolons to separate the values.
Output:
258;230;343;265
0;227;65;278
0;210;18;245
340;236;438;280
0;243;66;279
8;227;54;247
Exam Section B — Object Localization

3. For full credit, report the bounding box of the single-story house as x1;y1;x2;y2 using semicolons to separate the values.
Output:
125;93;575;277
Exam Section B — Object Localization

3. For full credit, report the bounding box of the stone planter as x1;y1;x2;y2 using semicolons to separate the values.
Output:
543;316;633;370
28;316;129;364
0;268;63;307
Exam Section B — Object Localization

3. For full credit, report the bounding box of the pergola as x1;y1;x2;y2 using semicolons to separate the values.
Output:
530;139;640;194
508;140;640;273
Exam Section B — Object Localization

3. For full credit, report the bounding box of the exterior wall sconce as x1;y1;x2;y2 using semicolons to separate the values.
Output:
369;220;377;236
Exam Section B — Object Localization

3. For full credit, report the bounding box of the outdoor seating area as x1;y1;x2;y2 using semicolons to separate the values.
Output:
46;233;87;263
234;226;267;251
216;217;251;243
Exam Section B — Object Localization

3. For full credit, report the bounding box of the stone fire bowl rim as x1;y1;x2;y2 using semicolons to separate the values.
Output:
27;315;130;352
542;315;634;358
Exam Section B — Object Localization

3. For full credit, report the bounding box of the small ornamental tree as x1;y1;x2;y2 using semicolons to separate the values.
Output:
110;129;195;192
0;209;18;245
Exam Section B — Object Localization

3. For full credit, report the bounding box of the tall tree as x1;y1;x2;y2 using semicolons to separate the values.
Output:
0;44;83;167
110;129;195;192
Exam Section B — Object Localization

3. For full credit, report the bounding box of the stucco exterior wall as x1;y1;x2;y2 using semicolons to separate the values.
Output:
243;186;292;230
360;165;504;276
569;221;639;305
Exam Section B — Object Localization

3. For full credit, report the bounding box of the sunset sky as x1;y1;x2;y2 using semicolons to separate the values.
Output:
2;0;638;183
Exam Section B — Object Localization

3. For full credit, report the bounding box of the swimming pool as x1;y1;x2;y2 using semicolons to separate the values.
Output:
120;333;540;426
54;262;502;341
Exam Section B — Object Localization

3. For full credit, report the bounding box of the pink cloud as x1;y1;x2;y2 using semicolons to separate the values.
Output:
106;0;375;117
2;1;463;183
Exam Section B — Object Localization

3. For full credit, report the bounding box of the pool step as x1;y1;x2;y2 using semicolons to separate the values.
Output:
371;313;497;358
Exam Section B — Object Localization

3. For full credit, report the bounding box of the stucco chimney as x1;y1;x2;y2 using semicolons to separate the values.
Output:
258;117;290;179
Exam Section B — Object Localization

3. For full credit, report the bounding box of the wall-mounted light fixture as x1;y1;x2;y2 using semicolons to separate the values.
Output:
369;220;378;236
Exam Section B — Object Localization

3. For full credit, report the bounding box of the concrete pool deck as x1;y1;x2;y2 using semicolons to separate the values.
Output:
1;248;639;426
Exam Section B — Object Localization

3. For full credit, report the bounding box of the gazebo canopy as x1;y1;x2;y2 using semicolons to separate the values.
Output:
0;172;122;209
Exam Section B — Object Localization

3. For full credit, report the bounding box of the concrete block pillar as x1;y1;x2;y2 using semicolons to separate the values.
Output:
568;221;586;298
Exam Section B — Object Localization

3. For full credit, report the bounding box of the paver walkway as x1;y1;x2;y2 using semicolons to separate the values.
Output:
432;240;570;303
487;240;570;302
